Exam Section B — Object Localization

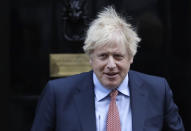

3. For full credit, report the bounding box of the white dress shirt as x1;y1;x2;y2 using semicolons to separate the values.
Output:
93;73;132;131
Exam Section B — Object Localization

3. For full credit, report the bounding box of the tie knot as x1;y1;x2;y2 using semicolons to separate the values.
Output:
110;89;118;99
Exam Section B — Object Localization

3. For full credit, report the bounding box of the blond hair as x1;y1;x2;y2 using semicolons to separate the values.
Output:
83;6;141;58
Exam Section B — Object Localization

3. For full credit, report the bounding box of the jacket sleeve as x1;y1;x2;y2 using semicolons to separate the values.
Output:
163;78;185;131
31;81;56;131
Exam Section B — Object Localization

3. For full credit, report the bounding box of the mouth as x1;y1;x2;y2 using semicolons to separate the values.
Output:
104;72;119;79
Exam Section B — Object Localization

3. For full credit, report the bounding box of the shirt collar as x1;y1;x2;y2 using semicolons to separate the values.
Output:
93;72;130;102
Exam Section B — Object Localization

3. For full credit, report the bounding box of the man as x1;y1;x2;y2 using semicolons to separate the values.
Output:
31;7;184;131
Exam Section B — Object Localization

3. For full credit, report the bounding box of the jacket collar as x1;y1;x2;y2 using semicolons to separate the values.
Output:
73;71;97;131
73;70;148;131
129;70;148;131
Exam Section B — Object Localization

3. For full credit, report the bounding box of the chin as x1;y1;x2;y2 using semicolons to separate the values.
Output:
104;83;119;89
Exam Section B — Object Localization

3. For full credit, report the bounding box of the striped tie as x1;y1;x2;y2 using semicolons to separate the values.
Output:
107;89;121;131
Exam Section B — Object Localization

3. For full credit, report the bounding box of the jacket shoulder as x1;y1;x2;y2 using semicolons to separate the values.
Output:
129;70;166;83
129;70;169;95
46;71;93;92
49;71;92;84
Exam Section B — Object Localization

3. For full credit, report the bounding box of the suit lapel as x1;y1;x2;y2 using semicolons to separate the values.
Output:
72;70;148;131
73;72;96;131
129;71;148;131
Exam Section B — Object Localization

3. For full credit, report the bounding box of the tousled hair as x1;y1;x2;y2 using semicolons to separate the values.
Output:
83;6;141;58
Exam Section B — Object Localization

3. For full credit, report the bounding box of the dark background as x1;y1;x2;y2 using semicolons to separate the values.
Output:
0;0;191;130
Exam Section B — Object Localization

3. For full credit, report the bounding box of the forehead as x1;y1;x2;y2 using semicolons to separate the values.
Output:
94;42;127;54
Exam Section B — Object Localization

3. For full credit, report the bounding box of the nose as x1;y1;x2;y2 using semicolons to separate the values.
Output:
107;56;116;69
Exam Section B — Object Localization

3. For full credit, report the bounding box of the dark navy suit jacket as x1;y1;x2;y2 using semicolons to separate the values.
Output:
31;70;184;131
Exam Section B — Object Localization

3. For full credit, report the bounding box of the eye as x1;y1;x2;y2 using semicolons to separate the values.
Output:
98;53;108;59
114;54;123;60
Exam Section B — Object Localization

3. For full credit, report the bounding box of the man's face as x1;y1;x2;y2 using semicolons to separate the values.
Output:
90;43;133;89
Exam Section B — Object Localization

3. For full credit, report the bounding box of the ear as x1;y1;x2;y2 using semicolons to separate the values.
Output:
130;58;133;64
89;53;94;65
89;58;92;65
89;55;93;66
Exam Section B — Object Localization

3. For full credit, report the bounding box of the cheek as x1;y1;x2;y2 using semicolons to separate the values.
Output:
123;64;131;73
93;60;106;69
91;61;101;72
94;64;105;72
118;62;130;71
